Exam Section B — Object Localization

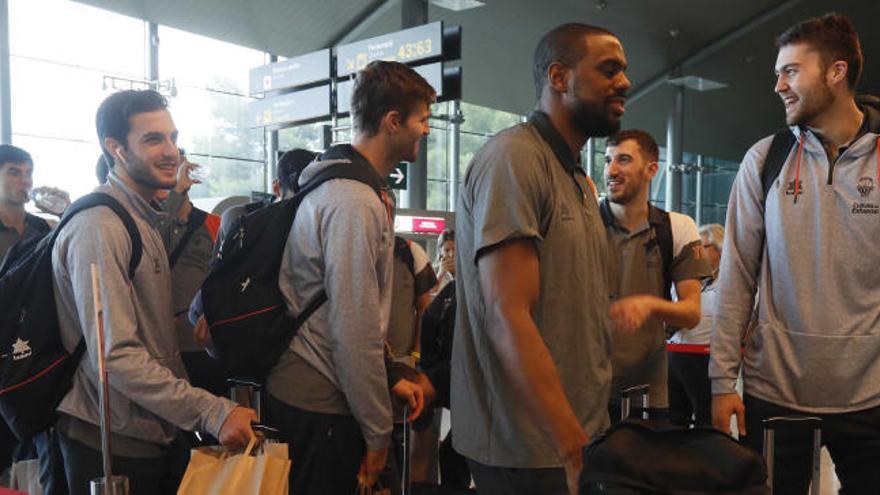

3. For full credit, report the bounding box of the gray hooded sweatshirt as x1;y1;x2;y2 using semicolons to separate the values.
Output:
52;173;237;450
710;97;880;413
267;144;395;451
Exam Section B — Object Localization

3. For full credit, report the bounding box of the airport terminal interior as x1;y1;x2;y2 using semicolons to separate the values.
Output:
1;0;879;493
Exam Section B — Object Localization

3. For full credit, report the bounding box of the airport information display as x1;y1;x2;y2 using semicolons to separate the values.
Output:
248;84;330;128
249;49;331;96
336;22;444;77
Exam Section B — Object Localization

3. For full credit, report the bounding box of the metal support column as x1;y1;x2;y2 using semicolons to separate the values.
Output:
0;0;12;144
401;0;429;210
266;54;279;194
695;154;704;225
665;84;684;212
147;22;159;87
448;100;461;211
585;138;596;178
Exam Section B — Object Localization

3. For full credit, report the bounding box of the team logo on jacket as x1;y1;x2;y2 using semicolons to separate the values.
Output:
857;177;874;199
784;180;803;198
11;338;32;361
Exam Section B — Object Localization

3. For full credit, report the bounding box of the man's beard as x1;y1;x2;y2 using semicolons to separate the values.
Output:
570;99;620;138
786;82;834;126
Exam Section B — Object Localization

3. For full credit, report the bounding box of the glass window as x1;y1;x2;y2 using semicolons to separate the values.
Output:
9;0;147;202
158;26;268;199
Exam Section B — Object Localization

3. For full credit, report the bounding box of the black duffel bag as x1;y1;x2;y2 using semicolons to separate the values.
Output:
580;418;767;495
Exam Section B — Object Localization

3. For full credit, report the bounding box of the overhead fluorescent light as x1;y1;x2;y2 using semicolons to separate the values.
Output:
430;0;485;11
667;76;727;92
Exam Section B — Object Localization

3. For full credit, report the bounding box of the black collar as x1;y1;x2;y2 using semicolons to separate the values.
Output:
599;197;664;230
527;111;580;173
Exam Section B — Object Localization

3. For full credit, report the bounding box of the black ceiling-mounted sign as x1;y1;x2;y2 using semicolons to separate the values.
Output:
336;22;446;77
249;49;331;96
248;84;331;128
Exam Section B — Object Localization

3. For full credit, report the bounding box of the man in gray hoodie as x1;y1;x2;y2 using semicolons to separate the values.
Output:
52;89;256;494
265;61;435;494
710;14;880;493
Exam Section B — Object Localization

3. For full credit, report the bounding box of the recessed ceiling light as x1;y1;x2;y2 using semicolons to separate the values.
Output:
430;0;486;11
668;76;728;91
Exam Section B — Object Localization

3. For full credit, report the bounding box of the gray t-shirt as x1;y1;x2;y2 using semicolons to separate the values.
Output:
600;202;711;406
451;111;613;468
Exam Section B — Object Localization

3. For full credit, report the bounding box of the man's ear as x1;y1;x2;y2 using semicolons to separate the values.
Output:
547;61;570;94
827;60;849;88
381;109;403;134
646;160;659;181
103;137;124;165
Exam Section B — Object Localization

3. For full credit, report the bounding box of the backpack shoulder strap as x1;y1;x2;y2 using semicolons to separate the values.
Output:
169;208;208;268
59;193;143;279
650;205;674;300
761;128;797;204
394;236;416;277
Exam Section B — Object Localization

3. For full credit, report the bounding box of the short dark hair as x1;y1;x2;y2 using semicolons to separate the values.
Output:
0;144;33;169
438;229;455;247
533;23;616;99
777;13;863;91
96;154;110;184
95;89;169;165
277;148;319;193
607;129;659;163
351;61;436;136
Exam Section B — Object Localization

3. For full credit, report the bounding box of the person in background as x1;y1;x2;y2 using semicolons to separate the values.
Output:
667;223;724;426
430;229;455;297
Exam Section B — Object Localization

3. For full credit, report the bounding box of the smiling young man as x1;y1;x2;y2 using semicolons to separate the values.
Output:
710;14;880;492
51;90;256;494
452;23;629;495
599;130;710;423
264;60;435;494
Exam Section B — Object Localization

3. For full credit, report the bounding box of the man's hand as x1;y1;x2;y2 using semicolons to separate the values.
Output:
174;159;201;194
609;295;656;333
391;378;425;421
193;316;212;348
358;448;388;487
218;406;258;450
712;393;746;437
561;432;588;495
415;372;437;405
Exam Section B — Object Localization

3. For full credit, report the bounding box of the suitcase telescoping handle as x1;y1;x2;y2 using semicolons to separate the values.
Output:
620;384;650;421
762;416;822;495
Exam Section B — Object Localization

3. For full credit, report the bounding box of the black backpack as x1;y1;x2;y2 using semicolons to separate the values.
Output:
201;161;386;380
0;193;142;441
579;419;768;495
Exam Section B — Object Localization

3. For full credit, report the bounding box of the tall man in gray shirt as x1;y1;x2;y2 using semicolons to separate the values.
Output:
711;14;880;493
53;90;256;494
452;23;630;495
265;61;435;494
